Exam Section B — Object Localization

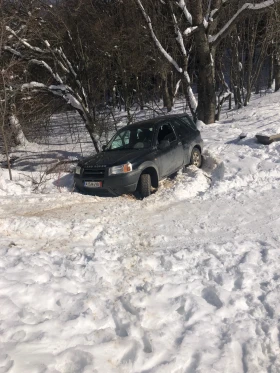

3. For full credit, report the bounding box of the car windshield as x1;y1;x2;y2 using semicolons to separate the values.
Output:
105;125;154;151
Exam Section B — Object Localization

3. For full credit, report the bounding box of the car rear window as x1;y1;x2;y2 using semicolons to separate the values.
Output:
180;115;198;132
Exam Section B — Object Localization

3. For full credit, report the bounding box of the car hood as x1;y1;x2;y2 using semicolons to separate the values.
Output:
80;148;152;168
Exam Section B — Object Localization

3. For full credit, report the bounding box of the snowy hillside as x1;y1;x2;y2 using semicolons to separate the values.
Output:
0;92;280;373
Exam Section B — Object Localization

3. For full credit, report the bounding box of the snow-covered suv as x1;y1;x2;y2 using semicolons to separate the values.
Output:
74;114;203;198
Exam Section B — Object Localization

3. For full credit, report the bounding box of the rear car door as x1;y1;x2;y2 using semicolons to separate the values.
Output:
156;122;184;177
172;116;200;164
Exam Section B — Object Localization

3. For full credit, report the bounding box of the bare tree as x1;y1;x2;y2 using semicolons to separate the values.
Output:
0;69;13;180
134;0;280;124
135;0;198;119
0;5;25;180
2;1;103;152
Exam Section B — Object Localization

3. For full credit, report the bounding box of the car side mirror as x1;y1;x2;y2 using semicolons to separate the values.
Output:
158;140;170;150
102;145;107;151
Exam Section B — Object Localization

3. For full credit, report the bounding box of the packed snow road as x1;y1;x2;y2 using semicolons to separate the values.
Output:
0;93;280;373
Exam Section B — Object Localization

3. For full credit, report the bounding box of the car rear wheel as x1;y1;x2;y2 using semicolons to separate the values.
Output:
139;173;151;198
190;147;202;168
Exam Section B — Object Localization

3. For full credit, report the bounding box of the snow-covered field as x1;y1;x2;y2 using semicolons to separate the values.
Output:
0;93;280;373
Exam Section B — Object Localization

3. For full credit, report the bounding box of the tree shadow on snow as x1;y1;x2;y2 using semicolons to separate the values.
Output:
225;137;261;148
53;173;74;191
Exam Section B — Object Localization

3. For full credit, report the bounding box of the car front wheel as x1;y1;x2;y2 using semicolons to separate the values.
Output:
139;173;151;198
190;147;202;168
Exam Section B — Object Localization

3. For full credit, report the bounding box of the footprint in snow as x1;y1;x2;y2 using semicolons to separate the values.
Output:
0;354;14;373
202;287;223;309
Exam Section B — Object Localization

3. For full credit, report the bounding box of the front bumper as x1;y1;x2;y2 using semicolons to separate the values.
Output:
74;169;141;196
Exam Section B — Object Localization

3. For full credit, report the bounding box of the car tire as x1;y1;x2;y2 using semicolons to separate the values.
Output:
190;147;202;168
140;173;151;198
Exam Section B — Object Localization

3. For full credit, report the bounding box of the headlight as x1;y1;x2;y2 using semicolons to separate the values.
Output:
75;166;81;174
108;162;133;176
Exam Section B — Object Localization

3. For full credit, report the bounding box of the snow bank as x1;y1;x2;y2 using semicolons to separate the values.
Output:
0;168;74;196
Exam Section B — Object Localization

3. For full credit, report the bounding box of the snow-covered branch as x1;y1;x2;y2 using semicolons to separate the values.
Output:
3;46;22;57
209;0;280;46
4;25;88;112
183;26;198;37
7;25;26;40
2;9;100;152
174;79;182;97
22;81;47;90
210;8;218;20
135;0;183;74
183;72;197;111
174;17;187;55
166;0;187;56
21;82;86;114
177;0;193;25
135;0;197;114
21;80;101;146
207;0;230;22
6;26;47;54
28;59;63;84
55;47;78;79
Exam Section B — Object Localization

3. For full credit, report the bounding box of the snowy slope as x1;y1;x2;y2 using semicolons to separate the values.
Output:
0;93;280;373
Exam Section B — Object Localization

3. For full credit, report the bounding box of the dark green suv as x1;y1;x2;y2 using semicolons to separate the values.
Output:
74;114;203;198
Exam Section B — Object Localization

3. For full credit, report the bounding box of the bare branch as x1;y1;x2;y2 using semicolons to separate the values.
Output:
135;0;183;74
209;0;280;47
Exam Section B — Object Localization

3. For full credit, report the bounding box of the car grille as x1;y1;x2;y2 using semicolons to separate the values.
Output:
82;167;105;179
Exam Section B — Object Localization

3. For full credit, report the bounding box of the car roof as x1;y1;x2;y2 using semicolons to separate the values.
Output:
124;113;193;130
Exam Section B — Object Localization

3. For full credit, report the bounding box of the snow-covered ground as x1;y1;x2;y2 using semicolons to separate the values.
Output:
0;93;280;373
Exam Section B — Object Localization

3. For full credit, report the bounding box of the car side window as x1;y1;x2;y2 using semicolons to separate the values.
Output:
180;115;198;132
111;130;130;149
136;128;153;142
157;123;176;144
172;119;191;138
134;128;153;149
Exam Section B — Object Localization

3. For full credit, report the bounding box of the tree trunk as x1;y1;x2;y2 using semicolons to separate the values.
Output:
162;73;173;112
194;26;216;124
85;119;101;153
243;19;257;106
168;72;174;104
112;85;117;108
215;60;231;121
82;103;101;153
231;34;242;108
136;76;144;110
233;86;242;108
274;47;280;92
181;79;197;121
267;48;274;90
255;79;260;95
1;120;13;181
180;54;197;120
9;114;28;146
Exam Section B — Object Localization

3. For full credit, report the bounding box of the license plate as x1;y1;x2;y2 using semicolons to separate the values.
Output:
84;181;102;188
